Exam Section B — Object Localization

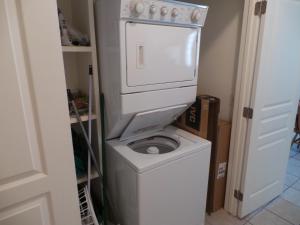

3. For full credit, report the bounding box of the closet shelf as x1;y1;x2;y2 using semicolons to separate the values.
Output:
77;168;99;185
70;114;97;124
62;46;93;53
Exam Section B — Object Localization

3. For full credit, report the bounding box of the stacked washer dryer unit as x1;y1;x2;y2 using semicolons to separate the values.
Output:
96;0;210;225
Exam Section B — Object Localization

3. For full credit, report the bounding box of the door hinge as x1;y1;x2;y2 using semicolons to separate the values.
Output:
255;1;267;16
234;190;244;201
243;107;253;119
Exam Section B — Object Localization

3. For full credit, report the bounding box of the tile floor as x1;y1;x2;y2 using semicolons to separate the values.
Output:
205;146;300;225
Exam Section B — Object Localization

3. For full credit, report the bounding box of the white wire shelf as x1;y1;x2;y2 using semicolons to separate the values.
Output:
79;186;100;225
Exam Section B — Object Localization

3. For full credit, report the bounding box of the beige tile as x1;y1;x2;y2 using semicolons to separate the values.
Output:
292;179;300;191
281;188;300;207
267;198;300;225
285;174;299;187
206;209;246;225
205;216;212;225
250;210;292;225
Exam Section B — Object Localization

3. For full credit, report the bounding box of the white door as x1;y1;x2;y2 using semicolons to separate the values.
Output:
0;0;81;224
126;23;199;87
238;0;300;217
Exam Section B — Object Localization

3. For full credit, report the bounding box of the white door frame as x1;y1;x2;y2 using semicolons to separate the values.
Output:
224;0;264;216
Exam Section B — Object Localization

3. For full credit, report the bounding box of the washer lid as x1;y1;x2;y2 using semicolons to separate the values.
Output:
120;104;188;141
108;126;211;173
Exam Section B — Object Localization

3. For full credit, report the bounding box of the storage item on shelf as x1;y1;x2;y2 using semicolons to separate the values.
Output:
72;128;88;177
68;89;89;117
58;8;72;46
58;8;90;46
175;95;222;213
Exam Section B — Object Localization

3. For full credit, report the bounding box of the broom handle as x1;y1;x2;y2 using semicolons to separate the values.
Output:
67;90;102;179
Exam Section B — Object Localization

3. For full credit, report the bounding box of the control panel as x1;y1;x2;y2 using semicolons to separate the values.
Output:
121;0;208;27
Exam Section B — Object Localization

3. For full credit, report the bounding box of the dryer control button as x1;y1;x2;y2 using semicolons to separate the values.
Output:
161;7;168;16
149;5;157;14
191;9;201;22
171;8;179;17
131;1;145;15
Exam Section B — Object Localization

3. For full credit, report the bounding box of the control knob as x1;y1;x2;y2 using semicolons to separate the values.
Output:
131;1;145;15
171;8;179;17
149;5;157;14
191;9;201;22
161;7;169;16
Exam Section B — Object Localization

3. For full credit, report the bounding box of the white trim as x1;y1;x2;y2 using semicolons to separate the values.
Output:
88;0;103;171
224;0;263;216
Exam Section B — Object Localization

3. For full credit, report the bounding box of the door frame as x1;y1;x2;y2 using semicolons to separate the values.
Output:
224;0;264;216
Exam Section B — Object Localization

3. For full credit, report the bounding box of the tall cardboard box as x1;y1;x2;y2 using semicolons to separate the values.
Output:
176;95;220;213
212;120;231;211
176;96;231;213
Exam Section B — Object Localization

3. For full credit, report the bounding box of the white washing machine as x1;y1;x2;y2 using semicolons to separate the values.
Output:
106;126;211;225
95;0;210;225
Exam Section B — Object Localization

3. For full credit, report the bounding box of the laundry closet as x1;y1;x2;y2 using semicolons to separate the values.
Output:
187;0;300;218
179;0;245;214
185;0;244;122
1;0;300;224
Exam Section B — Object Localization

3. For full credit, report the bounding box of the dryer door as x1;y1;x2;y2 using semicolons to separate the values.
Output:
125;23;199;91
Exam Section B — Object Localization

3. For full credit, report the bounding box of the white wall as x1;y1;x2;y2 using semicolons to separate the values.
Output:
182;0;244;121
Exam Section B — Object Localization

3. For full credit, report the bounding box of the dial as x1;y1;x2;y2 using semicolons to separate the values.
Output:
149;5;157;14
131;1;145;15
161;7;169;16
171;8;179;17
191;9;201;22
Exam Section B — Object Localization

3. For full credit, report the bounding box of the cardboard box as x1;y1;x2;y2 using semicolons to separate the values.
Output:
212;120;231;211
176;96;231;213
176;95;219;141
